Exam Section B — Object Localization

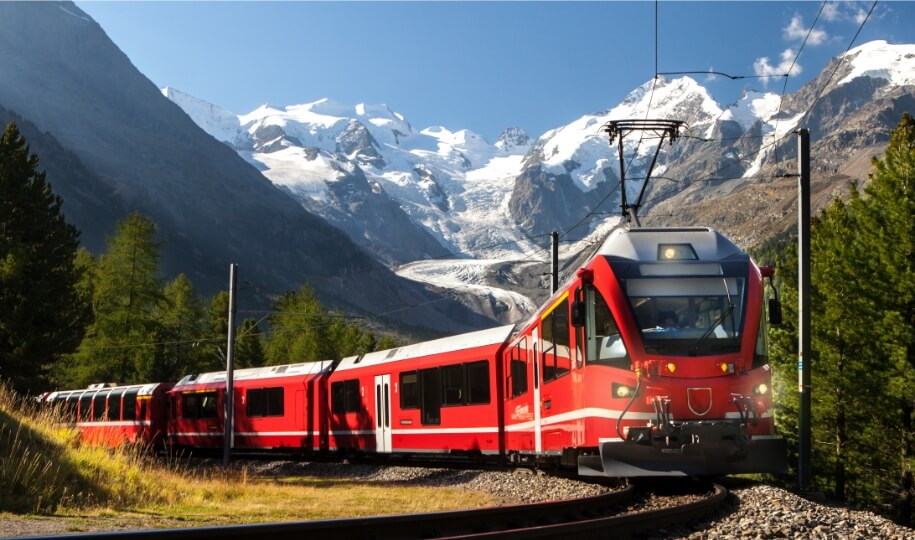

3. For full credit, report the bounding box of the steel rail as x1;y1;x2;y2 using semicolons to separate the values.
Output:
439;482;728;539
23;484;636;540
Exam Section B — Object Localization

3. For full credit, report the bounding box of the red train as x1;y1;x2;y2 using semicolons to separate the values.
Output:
41;382;173;448
43;226;787;477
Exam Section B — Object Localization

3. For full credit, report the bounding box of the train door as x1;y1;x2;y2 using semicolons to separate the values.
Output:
532;327;542;453
374;374;392;452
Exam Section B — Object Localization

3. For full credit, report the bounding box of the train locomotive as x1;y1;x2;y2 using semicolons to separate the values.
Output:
42;225;787;477
41;118;787;477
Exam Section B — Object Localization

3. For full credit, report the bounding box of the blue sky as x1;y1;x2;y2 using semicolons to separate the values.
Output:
77;1;915;142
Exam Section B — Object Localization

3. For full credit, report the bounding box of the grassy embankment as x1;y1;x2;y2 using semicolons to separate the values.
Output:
0;382;493;527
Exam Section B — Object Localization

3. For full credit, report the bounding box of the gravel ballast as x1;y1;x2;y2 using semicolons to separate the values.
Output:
2;461;914;538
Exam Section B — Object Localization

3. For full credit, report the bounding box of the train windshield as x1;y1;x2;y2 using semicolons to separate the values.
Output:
612;260;748;356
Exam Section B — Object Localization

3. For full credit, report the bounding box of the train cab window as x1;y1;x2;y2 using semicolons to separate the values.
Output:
182;391;219;419
466;361;490;405
247;387;285;417
584;286;630;369
108;389;124;421
331;379;361;414
613;260;748;356
420;368;441;425
541;297;571;383
400;372;419;409
509;338;528;398
122;388;139;420
441;365;464;406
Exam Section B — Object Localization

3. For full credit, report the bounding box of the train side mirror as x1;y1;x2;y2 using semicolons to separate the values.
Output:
768;298;783;326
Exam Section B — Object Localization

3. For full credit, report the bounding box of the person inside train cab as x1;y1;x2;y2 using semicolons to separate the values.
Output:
658;310;678;330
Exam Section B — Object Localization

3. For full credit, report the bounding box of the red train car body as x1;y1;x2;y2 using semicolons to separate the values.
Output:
43;382;173;448
167;361;333;452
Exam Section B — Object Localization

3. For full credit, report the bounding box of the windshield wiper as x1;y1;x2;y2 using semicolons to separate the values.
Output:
689;303;734;356
690;278;735;356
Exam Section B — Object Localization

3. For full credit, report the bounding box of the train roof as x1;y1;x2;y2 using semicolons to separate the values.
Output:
45;382;166;401
335;324;516;372
174;360;334;388
596;227;745;262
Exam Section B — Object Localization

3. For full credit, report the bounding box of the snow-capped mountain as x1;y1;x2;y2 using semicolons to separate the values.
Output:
165;39;915;322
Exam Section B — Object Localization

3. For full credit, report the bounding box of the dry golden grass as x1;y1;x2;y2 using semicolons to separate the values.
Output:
0;382;494;524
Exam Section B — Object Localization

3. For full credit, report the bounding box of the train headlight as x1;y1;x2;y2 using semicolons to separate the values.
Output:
657;243;698;261
719;363;734;374
665;362;677;374
612;383;636;398
754;383;769;395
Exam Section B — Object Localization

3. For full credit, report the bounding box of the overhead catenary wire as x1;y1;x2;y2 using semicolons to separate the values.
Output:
797;0;879;129
769;1;826;165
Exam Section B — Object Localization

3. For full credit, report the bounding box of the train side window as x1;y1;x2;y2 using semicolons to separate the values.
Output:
441;364;464;406
331;380;361;414
122;388;139;420
585;286;630;369
754;303;769;368
420;368;441;425
400;372;419;409
182;391;218;419
108;389;124;421
466;360;490;405
247;387;285;417
200;392;218;419
79;393;92;421
92;391;108;420
542;297;571;383
181;393;197;419
65;394;79;422
510;339;529;397
139;399;148;421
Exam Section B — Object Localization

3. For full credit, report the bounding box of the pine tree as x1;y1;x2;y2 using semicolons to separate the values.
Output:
235;318;266;369
0;122;87;393
809;194;880;503
265;284;335;364
150;274;206;381
63;213;165;386
854;113;915;524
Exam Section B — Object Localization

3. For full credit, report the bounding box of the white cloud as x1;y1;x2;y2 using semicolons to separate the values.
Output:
854;7;869;24
821;3;840;22
754;49;803;82
704;66;718;83
784;14;828;45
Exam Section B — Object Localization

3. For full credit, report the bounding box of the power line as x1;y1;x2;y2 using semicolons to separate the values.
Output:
658;71;787;81
770;1;826;165
798;0;878;129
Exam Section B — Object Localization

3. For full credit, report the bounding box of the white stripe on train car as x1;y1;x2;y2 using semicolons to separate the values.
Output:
234;431;319;437
76;420;152;427
389;427;499;435
505;407;656;432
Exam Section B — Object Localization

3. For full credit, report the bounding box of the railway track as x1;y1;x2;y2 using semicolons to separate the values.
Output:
25;481;727;540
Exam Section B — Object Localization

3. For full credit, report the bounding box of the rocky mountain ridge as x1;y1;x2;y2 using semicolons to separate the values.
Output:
166;40;915;319
0;2;494;334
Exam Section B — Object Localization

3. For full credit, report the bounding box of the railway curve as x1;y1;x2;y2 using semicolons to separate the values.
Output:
20;482;727;540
